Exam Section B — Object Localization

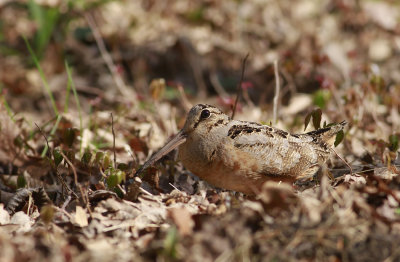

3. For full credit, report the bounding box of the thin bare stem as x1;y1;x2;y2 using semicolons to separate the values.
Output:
332;148;353;175
35;123;50;154
111;113;117;168
85;13;135;99
60;151;91;216
272;60;280;124
232;53;249;119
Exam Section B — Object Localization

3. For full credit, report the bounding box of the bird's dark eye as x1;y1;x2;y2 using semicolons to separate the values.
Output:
200;109;211;119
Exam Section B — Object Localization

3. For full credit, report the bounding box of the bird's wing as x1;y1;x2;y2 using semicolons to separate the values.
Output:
224;122;317;176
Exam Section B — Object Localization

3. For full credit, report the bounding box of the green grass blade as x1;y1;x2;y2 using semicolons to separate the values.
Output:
23;36;59;116
65;61;83;154
0;84;15;122
41;114;62;157
64;68;72;113
28;0;59;58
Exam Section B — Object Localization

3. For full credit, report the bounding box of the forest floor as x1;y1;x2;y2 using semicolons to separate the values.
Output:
1;1;400;261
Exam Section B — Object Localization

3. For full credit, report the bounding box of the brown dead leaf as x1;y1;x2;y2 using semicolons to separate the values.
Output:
168;207;194;237
128;137;148;155
259;181;297;212
374;166;399;180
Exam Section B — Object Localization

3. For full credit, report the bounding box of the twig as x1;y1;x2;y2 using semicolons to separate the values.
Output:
60;152;79;190
60;151;91;216
54;206;73;220
61;195;72;210
111;113;117;168
272;60;280;124
169;182;181;192
56;169;79;200
35;123;79;199
27;192;33;215
139;187;153;196
35;123;50;155
331;148;353;175
231;53;249;119
84;13;135;99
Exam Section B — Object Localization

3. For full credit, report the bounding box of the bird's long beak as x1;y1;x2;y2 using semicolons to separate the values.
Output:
133;130;187;177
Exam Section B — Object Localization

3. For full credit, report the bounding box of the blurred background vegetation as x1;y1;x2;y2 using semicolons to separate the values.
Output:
0;1;400;261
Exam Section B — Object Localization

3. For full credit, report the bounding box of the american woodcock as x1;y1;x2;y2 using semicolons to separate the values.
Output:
133;104;346;195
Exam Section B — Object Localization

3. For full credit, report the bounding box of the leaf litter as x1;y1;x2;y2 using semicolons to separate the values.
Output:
1;0;400;261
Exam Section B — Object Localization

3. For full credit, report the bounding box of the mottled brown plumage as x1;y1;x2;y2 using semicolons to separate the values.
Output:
133;104;346;195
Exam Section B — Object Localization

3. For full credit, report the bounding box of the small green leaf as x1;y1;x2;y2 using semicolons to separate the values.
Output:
334;130;345;147
94;151;104;164
388;134;399;152
113;186;124;198
117;163;129;171
106;168;126;188
17;174;26;188
81;149;92;164
63;128;76;147
312;108;322;129
305;108;322;130
53;149;63;166
103;153;111;169
185;7;204;23
313;89;331;109
115;170;126;184
163;225;179;259
106;171;118;188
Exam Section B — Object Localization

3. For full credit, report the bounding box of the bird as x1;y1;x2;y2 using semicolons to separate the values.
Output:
130;104;346;195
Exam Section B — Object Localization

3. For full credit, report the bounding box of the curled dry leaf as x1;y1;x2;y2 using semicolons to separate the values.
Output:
344;173;367;185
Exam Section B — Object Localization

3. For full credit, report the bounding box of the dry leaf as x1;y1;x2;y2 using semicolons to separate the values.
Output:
168;207;194;236
72;206;88;227
0;204;10;225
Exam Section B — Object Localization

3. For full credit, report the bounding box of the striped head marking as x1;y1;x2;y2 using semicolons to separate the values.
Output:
182;104;229;134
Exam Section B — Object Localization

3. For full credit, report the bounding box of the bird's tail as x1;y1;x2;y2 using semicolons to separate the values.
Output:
307;121;347;147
